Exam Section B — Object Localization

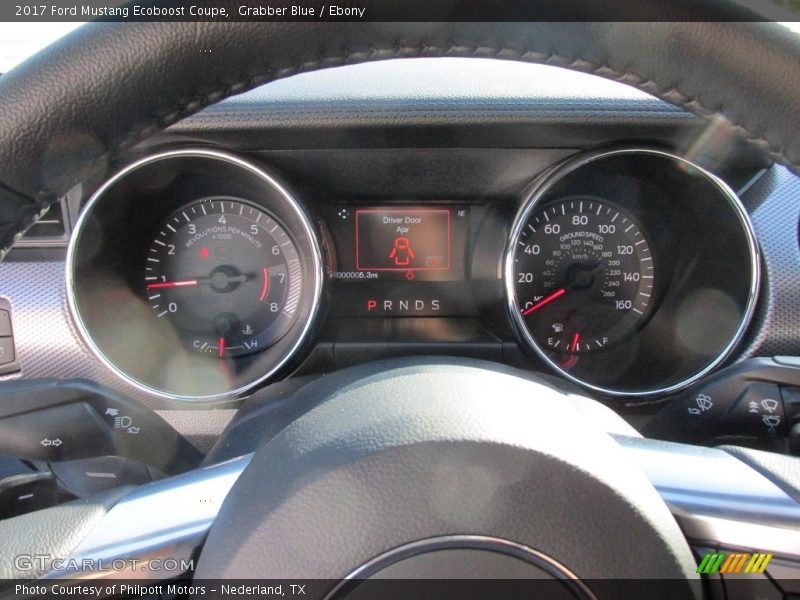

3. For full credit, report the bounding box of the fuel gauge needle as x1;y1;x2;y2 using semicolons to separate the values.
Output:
522;287;566;316
570;332;581;353
561;331;582;369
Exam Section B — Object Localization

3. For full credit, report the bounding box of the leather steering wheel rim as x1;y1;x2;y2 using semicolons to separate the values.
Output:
1;16;800;258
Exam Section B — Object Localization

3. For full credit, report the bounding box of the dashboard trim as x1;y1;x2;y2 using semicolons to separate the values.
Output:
65;148;325;403
504;147;762;398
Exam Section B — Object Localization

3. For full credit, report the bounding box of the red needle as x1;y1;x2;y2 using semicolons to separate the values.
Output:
218;337;225;358
521;287;566;316
146;279;198;290
570;332;581;353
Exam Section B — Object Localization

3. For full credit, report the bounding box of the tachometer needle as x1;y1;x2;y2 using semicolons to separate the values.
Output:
146;273;254;290
218;337;225;358
522;287;566;316
146;279;199;289
570;332;581;353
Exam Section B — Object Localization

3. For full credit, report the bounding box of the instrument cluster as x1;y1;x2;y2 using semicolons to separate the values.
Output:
66;147;760;401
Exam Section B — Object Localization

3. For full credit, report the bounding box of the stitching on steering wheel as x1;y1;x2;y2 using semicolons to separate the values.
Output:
0;42;795;259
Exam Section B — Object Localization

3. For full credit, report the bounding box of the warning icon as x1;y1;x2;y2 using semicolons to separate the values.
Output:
389;237;415;267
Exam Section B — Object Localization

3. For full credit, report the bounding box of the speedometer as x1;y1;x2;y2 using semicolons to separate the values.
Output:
512;197;654;354
505;148;759;398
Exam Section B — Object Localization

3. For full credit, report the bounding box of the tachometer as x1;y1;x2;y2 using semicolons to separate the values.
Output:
145;198;301;358
512;197;654;354
67;148;323;401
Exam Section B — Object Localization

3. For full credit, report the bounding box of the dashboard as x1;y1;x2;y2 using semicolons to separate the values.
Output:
64;145;758;402
0;57;794;445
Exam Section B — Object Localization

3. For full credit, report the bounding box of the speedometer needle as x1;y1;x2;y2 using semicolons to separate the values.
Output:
522;287;566;316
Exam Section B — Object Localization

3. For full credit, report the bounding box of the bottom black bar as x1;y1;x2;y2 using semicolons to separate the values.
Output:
0;577;796;600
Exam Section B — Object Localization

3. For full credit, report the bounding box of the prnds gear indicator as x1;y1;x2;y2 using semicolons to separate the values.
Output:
356;208;451;271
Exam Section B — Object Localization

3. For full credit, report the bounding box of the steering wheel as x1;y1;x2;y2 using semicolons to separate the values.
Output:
1;9;800;598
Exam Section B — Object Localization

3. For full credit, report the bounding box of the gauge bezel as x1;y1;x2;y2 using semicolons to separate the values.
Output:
66;148;324;403
504;147;761;398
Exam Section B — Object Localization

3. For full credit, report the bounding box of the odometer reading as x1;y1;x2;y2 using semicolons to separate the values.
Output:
145;198;302;358
512;197;654;354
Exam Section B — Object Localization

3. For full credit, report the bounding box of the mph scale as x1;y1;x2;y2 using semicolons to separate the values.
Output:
144;197;302;358
511;197;654;356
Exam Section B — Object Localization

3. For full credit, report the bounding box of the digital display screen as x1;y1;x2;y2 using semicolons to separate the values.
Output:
326;204;477;317
356;208;450;271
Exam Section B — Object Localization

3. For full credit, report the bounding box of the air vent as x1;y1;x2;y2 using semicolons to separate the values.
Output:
16;199;69;246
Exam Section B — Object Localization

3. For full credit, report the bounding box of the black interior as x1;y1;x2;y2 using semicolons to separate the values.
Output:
0;15;800;597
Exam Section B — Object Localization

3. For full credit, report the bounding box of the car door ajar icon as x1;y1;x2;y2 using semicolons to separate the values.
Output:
389;236;415;267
